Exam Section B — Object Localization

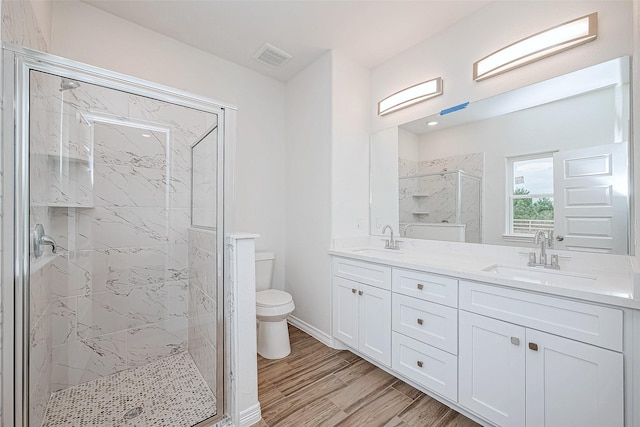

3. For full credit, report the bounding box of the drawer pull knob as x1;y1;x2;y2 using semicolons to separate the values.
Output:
417;361;424;368
511;337;520;346
358;290;363;296
417;283;424;290
417;318;424;325
351;288;356;294
529;342;538;351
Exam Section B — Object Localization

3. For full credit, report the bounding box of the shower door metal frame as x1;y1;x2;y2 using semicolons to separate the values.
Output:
1;43;235;427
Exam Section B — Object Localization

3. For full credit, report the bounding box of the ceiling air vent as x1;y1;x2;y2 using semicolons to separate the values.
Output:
253;43;292;68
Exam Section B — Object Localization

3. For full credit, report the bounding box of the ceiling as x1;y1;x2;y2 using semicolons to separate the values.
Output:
81;0;490;82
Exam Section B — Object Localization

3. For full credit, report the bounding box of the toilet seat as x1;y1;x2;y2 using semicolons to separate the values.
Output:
257;289;293;307
256;289;295;318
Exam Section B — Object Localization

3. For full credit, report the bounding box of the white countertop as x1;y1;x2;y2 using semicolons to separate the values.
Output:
329;239;640;310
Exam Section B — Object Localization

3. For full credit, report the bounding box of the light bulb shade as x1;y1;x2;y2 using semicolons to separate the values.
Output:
378;77;443;115
474;12;598;81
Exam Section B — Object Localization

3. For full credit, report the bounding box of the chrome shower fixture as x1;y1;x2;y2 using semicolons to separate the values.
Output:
59;78;81;91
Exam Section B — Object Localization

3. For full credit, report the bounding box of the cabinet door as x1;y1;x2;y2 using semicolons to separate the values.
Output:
358;283;392;366
526;329;623;427
459;311;526;427
333;276;359;349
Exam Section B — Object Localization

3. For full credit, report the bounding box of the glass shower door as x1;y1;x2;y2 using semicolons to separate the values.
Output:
23;67;223;427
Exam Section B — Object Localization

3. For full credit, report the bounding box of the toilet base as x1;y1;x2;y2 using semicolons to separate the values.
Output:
257;318;291;359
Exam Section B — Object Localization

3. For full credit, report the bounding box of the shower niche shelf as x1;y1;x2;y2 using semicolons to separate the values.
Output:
47;153;92;163
31;152;94;208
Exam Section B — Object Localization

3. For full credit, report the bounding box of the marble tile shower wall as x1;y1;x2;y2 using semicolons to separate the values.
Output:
28;257;55;427
398;153;483;228
192;133;218;229
28;71;62;427
188;228;218;394
27;72;217;399
1;0;49;52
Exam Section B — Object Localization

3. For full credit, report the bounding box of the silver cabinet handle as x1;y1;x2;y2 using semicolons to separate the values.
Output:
417;361;423;368
417;318;424;325
556;235;564;241
511;337;520;346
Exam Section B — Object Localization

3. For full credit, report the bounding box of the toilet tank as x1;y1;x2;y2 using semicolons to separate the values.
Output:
255;251;275;291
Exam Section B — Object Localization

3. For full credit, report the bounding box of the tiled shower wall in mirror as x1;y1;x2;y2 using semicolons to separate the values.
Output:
399;152;483;243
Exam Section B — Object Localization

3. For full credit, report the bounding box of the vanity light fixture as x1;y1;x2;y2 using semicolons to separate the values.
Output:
378;77;443;115
473;12;597;81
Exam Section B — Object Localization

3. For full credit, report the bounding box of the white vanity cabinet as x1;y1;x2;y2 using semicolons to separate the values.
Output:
459;281;624;427
391;268;459;401
330;254;628;427
332;258;392;366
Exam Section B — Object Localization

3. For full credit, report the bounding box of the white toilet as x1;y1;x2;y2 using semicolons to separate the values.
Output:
255;251;295;359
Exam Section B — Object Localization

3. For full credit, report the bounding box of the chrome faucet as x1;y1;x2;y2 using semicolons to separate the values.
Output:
529;230;559;269
533;230;548;265
381;224;401;250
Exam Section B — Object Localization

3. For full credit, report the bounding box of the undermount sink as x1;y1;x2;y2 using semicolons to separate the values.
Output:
482;264;597;287
351;248;406;255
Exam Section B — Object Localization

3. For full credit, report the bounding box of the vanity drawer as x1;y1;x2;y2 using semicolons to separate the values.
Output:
332;257;391;290
392;332;457;402
392;268;458;307
459;281;623;351
392;294;457;354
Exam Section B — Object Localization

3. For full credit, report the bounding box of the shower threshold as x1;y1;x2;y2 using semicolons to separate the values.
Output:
41;352;216;426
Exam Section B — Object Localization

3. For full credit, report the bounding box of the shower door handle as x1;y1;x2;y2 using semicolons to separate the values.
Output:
32;224;57;258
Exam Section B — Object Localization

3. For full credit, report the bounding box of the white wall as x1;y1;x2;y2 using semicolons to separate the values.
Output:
371;1;633;133
49;1;288;286
284;50;371;339
331;50;370;238
398;128;418;161
285;51;333;336
370;127;399;235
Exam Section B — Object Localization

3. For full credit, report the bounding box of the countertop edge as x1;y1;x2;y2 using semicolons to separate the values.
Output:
329;249;640;310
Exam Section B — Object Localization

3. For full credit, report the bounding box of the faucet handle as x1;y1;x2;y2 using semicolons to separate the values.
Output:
527;252;536;266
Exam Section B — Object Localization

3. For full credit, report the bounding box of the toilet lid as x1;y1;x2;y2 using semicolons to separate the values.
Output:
256;289;293;307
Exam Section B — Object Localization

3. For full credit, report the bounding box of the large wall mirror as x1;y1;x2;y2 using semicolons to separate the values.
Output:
370;56;632;255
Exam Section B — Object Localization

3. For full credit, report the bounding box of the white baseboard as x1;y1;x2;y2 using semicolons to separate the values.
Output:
239;403;261;427
287;316;347;350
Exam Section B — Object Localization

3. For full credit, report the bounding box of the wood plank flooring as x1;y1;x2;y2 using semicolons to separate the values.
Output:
252;325;481;427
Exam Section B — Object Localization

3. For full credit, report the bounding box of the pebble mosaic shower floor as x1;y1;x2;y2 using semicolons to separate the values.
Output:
42;352;217;426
